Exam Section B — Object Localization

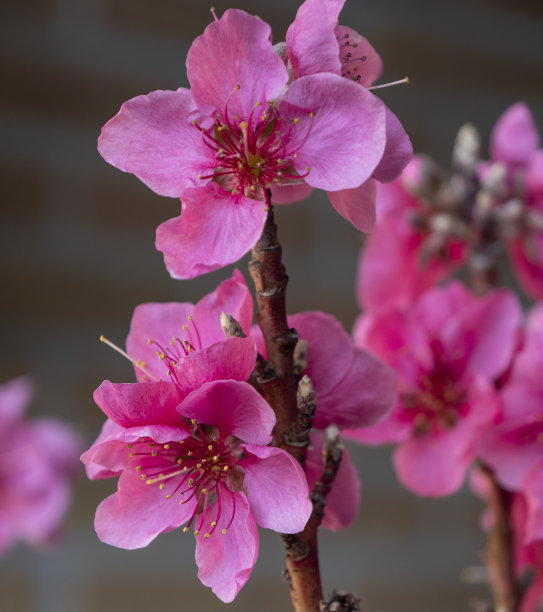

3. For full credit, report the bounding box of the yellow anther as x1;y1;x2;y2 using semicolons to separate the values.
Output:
213;455;219;462
223;466;229;472
306;166;312;171
180;500;184;505
141;475;147;480
234;115;239;120
192;119;197;125
159;483;165;490
140;437;146;442
148;443;154;447
159;353;166;360
194;530;200;536
147;339;153;344
179;440;185;444
164;444;170;450
221;529;227;535
197;463;202;469
188;479;194;486
135;466;141;471
129;452;135;457
208;445;214;451
202;488;207;494
293;153;298;159
183;526;189;533
256;101;262;106
166;494;172;499
176;458;183;464
310;112;315;117
293;118;300;124
151;451;157;457
204;533;210;539
170;340;175;346
191;418;197;425
211;521;217;527
182;324;188;331
127;444;133;449
187;451;193;456
183;466;188;471
235;85;241;90
240;121;248;129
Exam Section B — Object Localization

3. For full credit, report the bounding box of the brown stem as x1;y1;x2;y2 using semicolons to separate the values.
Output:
248;193;324;612
479;464;519;612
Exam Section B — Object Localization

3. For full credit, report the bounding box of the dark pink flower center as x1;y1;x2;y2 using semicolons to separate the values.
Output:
127;424;242;538
194;95;314;197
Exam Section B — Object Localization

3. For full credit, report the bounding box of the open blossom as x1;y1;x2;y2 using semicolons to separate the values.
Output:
252;310;396;529
487;103;543;300
346;281;521;496
477;303;543;543
0;377;81;555
357;156;467;313
98;7;392;279
82;272;312;602
277;0;413;231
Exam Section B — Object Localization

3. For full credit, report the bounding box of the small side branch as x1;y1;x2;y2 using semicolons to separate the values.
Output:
284;375;317;454
311;425;343;522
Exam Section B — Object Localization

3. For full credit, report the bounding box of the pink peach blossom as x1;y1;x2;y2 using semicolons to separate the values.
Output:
347;282;521;497
0;377;81;555
275;0;412;231
82;272;312;602
99;8;388;278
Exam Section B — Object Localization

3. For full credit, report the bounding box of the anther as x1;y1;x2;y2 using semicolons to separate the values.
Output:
183;526;189;533
194;530;200;536
222;529;227;535
211;521;217;527
166;494;172;499
204;533;210;539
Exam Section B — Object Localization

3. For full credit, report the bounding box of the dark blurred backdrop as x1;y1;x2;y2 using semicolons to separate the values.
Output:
1;0;542;610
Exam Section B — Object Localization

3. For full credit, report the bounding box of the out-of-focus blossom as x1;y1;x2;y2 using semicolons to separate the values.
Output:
0;377;81;555
347;281;521;496
99;8;389;278
82;272;312;602
478;303;543;543
274;0;412;232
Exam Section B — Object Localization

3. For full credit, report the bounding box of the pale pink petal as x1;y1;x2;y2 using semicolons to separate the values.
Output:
335;25;382;87
239;444;311;533
82;418;125;479
270;182;314;205
327;179;377;233
279;73;386;191
195;490;258;603
509;235;543;301
371;106;413;183
178;381;274;445
93;381;184;428
501;385;543;423
286;0;342;78
315;347;397;429
187;9;287;120
173;337;257;396
305;432;360;531
156;183;267;279
98;89;215;197
490;102;540;168
192;269;254;345
127;302;195;381
0;376;33;425
95;471;197;549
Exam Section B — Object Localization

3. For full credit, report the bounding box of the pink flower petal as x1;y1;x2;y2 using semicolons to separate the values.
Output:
98;89;215;197
95;471;197;549
0;376;33;425
327;179;377;233
279;73;386;191
509;235;543;301
173;337;257;397
270;182;314;205
239;444;312;533
286;0;342;79
187;9;287;120
305;432;360;531
344;407;412;445
490;102;540;168
524;462;543;544
335;25;382;87
371;106;413;183
195;490;258;603
156;183;267;279
178;381;275;446
93;380;184;428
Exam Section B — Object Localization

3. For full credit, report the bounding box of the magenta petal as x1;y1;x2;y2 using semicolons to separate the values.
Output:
327;179;377;233
127;301;194;381
156;183;267;279
344;408;412;445
286;0;342;79
509;235;543;301
178;381;275;445
195;491;258;603
95;471;197;549
526;150;543;199
0;376;33;425
240;444;312;533
371;106;413;183
174;337;257;396
280;73;386;191
187;9;287;120
83;418;124;480
305;432;360;531
490;102;540;168
334;25;383;87
270;182;314;205
93;380;184;428
98;89;215;197
192;269;254;345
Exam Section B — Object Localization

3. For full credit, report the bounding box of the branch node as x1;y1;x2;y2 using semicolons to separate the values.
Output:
319;590;361;612
284;375;316;449
293;338;308;380
220;312;246;338
282;533;311;562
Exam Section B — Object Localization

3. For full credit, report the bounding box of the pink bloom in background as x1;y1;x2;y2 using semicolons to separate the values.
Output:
357;156;466;313
277;0;413;231
82;271;312;602
99;7;394;279
252;310;396;529
488;103;543;300
0;377;81;555
478;303;543;543
347;281;521;497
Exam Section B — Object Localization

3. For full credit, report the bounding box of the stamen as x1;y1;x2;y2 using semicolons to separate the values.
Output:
368;76;410;91
99;335;158;381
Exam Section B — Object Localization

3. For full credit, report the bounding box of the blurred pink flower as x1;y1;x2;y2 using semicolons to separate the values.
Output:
357;156;466;313
273;0;412;231
98;8;388;278
82;272;312;602
347;281;521;496
478;303;543;543
489;103;543;300
0;377;81;555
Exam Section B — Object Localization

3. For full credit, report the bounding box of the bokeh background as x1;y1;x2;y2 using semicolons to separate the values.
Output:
1;0;542;610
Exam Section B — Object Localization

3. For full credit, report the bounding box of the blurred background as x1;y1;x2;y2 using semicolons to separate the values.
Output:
1;0;542;610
